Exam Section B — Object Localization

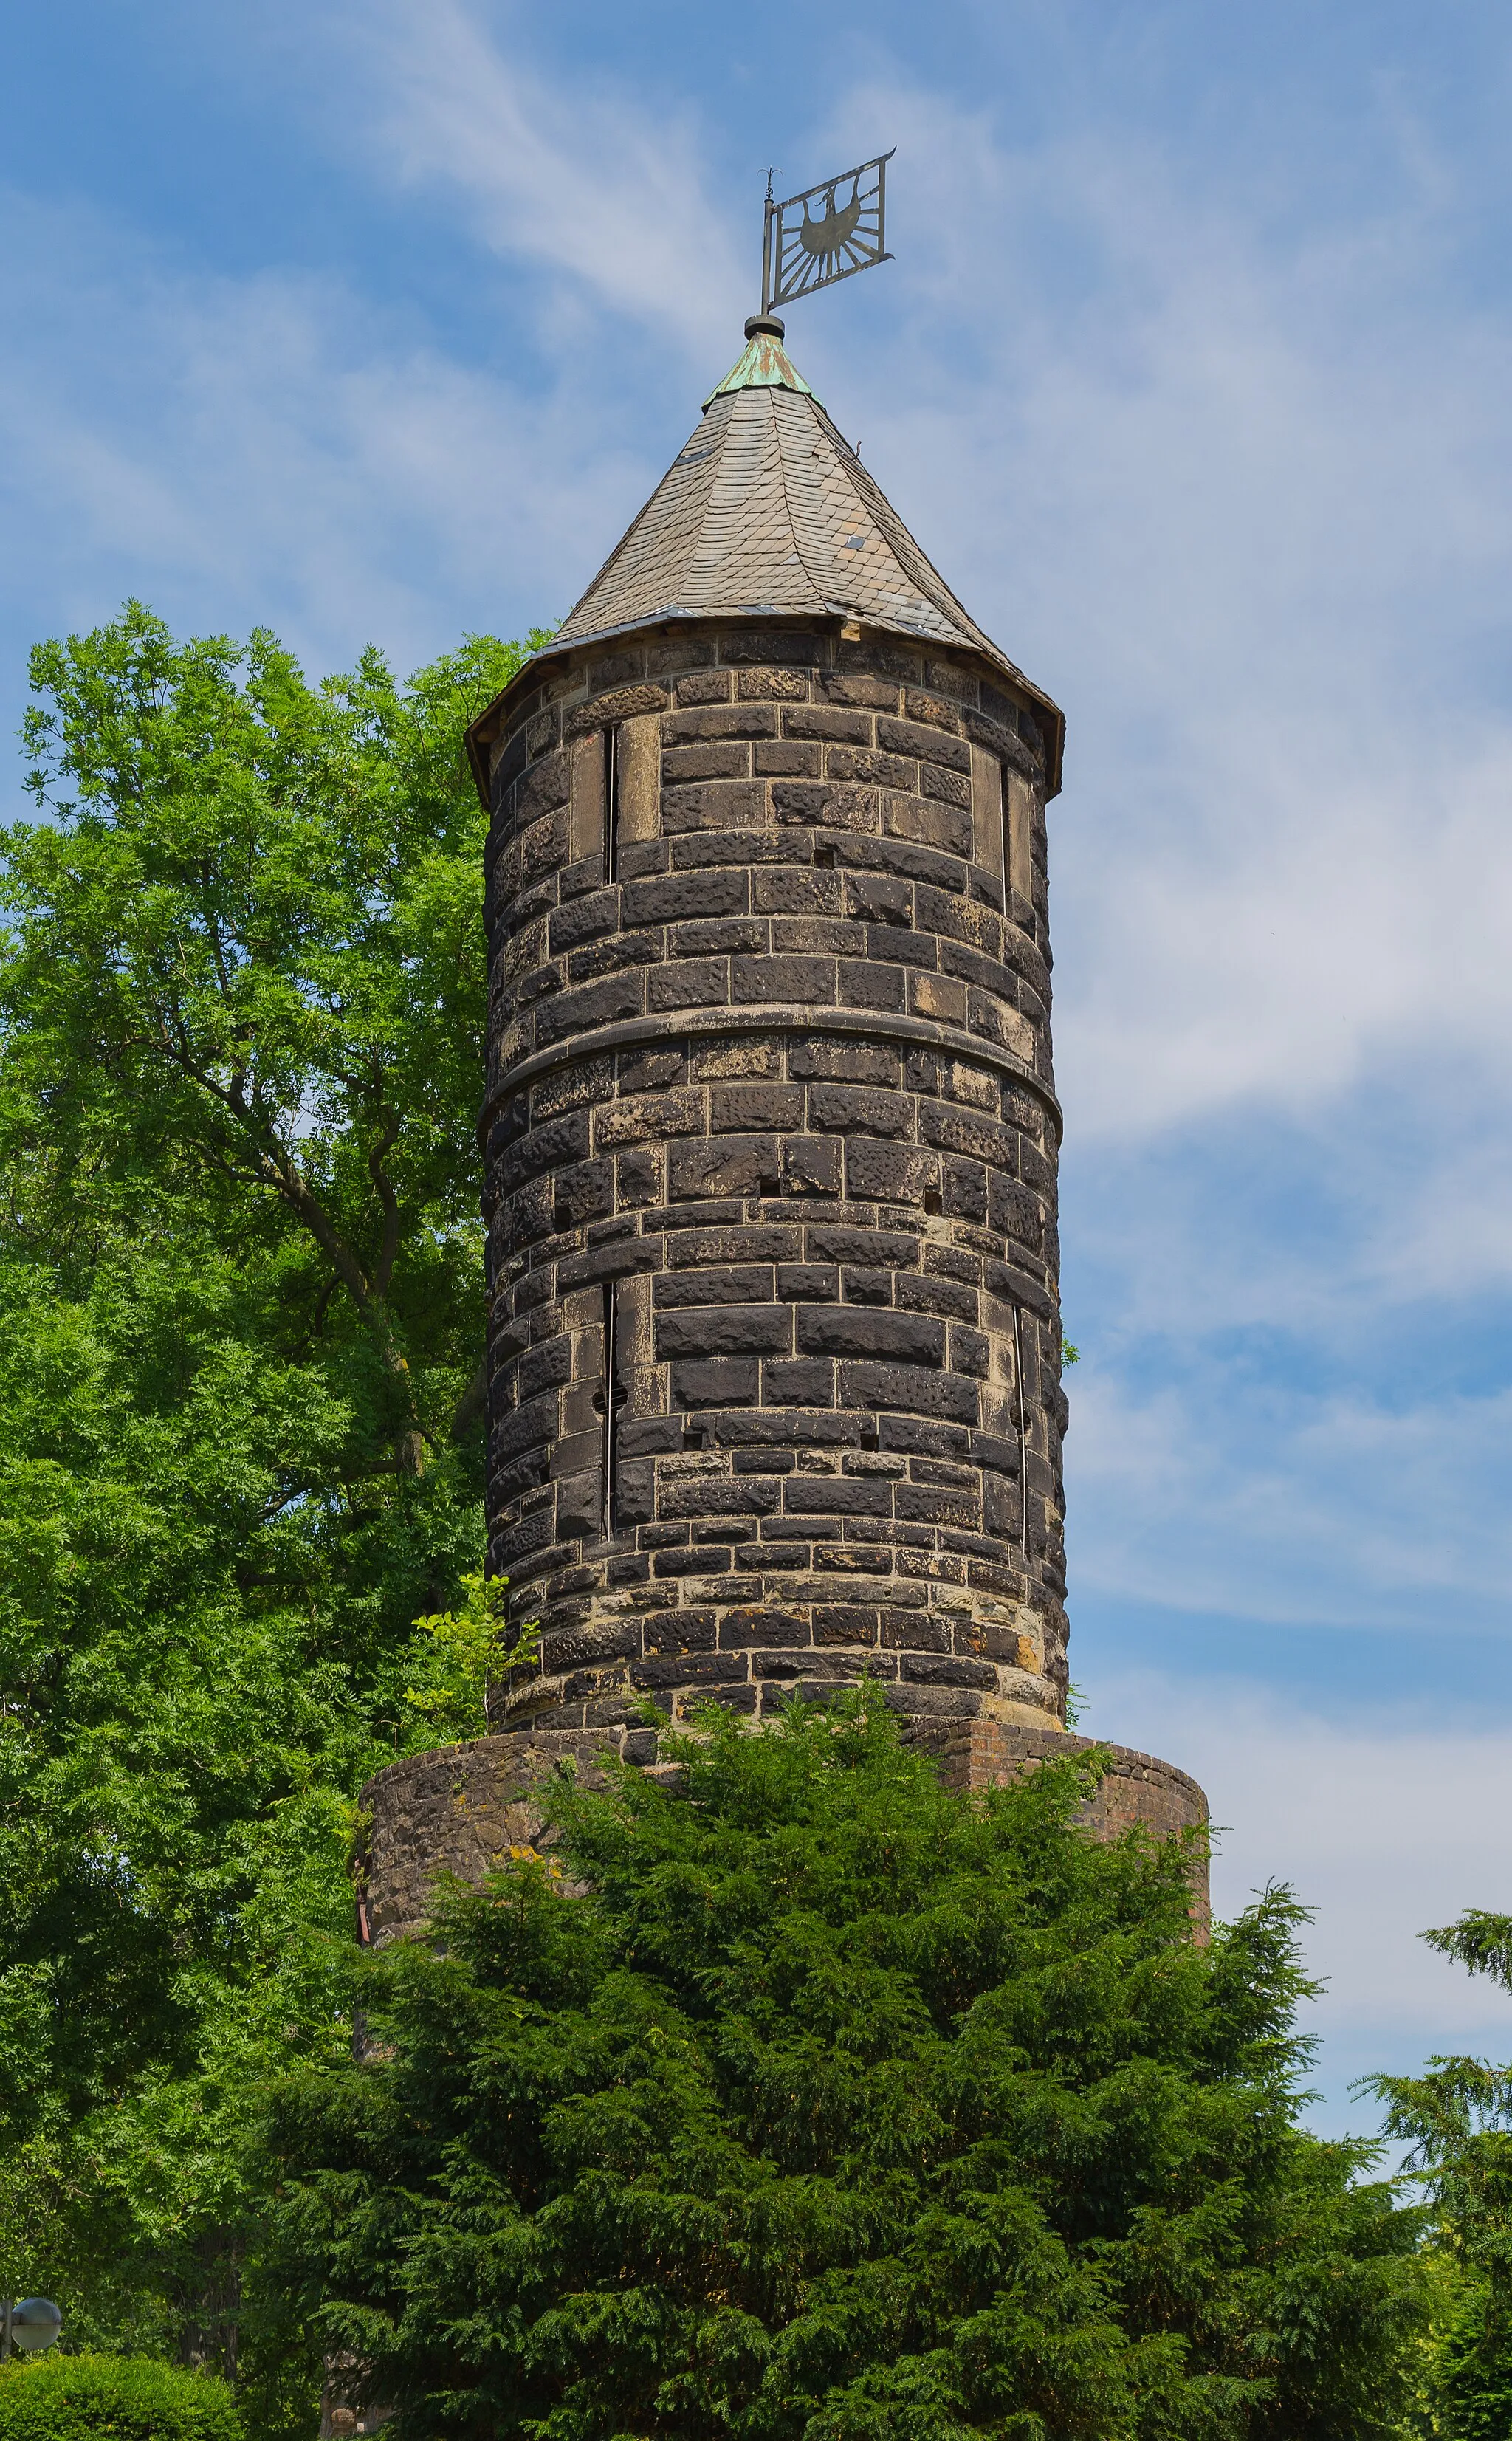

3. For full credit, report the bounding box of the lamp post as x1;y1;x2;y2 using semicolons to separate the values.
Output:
0;2300;63;2363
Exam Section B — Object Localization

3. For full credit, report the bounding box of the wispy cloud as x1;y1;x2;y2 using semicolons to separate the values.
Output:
309;0;745;352
1090;1672;1512;2128
799;85;1512;1142
1068;1352;1512;1630
0;191;656;759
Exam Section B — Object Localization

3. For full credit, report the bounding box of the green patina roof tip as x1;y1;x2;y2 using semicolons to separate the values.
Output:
704;315;815;410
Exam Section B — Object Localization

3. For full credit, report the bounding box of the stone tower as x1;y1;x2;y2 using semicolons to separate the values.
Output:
357;317;1206;1941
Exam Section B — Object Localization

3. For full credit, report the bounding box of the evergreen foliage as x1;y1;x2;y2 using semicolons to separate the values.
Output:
1369;1911;1512;2436
267;1700;1425;2441
0;2354;241;2441
1418;2263;1512;2439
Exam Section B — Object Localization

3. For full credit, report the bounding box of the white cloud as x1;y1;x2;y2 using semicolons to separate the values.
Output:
303;0;744;354
0;192;659;736
1066;1348;1512;1631
14;19;1512;1151
795;85;1512;1144
1087;1672;1512;2128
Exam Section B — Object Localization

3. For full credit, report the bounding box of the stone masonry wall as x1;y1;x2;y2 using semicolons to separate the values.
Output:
358;1724;1211;1947
475;618;1068;1738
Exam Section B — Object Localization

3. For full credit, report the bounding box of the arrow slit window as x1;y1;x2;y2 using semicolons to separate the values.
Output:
605;726;620;882
602;1281;619;1537
1011;1305;1030;1554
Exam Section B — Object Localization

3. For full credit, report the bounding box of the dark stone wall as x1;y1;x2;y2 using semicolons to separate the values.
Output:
478;618;1068;1738
358;1725;1211;1946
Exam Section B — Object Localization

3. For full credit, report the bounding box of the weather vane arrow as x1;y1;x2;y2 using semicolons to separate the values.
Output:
761;150;895;315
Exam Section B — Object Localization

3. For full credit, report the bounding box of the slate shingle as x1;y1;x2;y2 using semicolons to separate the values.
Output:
551;327;1034;694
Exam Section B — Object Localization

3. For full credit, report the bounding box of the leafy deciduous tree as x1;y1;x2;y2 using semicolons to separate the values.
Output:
0;607;542;2411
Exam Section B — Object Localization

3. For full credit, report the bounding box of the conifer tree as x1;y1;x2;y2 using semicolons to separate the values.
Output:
1370;1909;1512;2437
267;1700;1426;2441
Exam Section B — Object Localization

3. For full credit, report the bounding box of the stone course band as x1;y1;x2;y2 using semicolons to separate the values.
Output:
481;1009;1065;1144
357;1725;1211;1949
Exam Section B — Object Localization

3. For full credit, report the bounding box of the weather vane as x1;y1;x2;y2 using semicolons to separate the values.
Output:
761;150;895;314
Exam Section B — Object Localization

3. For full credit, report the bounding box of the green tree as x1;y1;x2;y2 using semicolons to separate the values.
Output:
10;602;536;1470
402;1573;541;1747
0;607;543;2411
267;1701;1424;2441
1369;1910;1512;2437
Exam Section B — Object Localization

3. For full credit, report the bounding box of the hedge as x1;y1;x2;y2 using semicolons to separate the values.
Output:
0;2355;242;2441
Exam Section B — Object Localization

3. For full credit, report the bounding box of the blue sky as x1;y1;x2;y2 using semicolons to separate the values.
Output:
7;0;1512;2132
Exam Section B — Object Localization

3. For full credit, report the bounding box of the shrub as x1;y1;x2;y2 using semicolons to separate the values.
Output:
0;2355;241;2441
265;1698;1426;2440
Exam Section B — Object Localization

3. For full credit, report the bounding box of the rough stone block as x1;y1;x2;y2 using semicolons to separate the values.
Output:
755;741;823;777
808;1085;913;1139
837;1361;980;1425
655;1305;792;1359
533;972;645;1046
654;1265;776;1308
514;746;571;823
903;690;963;732
737;667;810;700
795;1471;902;1520
838;957;905;1011
662;780;767;833
595;1091;705;1148
788;1037;898;1086
648;957;728;1010
710;1084;805;1133
783;704;873;744
845;1141;938;1206
732;955;836;1006
662;703;780;744
668;1136;780;1200
671;1357;760;1407
826;746;915;789
552;1159;616;1228
817;670;901;711
885;792;972;859
877;718;971;771
797;1308;946;1365
764;1358;835;1405
662;742;753;783
549;889;619;952
845;871;912;927
718;630;828;666
782;1136;842;1197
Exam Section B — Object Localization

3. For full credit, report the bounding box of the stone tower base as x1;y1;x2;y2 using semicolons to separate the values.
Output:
357;1723;1208;1948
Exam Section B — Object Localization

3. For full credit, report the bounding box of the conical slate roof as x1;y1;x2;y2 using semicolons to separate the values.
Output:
551;318;1036;697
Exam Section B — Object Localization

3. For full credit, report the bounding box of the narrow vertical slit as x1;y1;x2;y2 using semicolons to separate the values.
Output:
1011;1304;1029;1558
605;725;620;882
602;1279;618;1538
1000;758;1011;905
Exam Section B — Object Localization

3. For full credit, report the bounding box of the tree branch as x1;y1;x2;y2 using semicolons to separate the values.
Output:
126;1015;432;1468
450;1358;488;1443
368;1107;403;1300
